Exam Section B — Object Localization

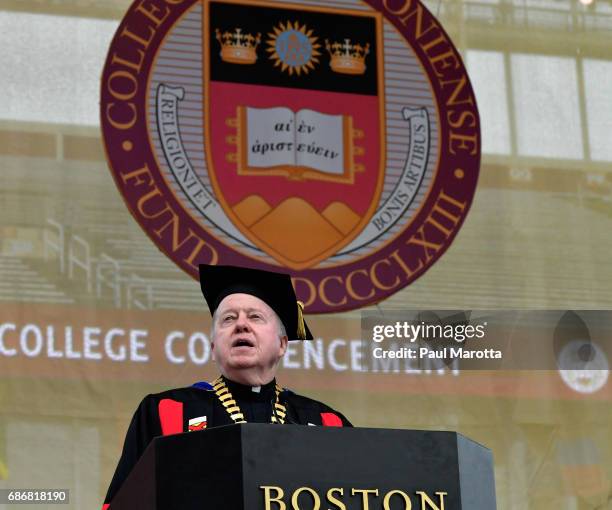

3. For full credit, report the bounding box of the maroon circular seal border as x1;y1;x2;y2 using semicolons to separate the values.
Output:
100;0;481;314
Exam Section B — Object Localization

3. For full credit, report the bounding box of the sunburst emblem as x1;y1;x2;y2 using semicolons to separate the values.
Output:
267;21;321;76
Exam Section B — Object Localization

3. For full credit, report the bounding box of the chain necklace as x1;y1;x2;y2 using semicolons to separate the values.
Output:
212;376;287;424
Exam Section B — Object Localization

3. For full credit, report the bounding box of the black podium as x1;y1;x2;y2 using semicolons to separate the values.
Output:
110;424;496;509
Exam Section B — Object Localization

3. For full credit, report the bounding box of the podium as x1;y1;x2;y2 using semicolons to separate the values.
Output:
110;424;496;509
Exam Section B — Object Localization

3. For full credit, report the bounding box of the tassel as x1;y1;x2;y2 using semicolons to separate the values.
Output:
296;301;306;340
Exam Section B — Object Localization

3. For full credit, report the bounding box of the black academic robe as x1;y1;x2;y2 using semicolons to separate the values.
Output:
103;378;352;508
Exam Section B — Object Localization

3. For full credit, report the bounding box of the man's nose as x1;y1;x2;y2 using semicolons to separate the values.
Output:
234;312;251;332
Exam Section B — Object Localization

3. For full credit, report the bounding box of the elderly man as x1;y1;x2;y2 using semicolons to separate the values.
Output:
103;264;351;508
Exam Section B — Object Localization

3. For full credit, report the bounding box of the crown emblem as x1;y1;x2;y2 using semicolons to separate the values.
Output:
325;39;370;75
215;28;261;65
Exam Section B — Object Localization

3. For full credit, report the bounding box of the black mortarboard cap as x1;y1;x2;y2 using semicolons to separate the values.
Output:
199;264;313;341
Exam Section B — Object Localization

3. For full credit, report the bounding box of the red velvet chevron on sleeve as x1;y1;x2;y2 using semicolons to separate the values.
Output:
321;412;343;427
158;399;184;435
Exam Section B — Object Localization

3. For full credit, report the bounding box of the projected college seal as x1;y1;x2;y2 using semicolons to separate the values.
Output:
100;0;481;313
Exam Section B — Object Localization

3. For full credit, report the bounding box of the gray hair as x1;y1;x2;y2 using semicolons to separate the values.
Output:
210;308;287;343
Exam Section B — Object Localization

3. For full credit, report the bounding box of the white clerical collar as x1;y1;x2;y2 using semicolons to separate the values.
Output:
251;385;261;393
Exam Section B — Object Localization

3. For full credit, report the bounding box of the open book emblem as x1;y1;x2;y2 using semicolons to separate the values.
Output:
232;106;364;185
203;0;385;270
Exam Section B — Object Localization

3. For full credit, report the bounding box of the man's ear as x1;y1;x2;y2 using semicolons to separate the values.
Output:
211;341;216;362
278;336;288;357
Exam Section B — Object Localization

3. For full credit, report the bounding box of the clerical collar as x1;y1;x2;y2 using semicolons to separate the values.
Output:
222;375;276;401
212;376;286;424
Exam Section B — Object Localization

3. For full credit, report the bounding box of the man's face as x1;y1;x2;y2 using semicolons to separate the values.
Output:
212;293;288;385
